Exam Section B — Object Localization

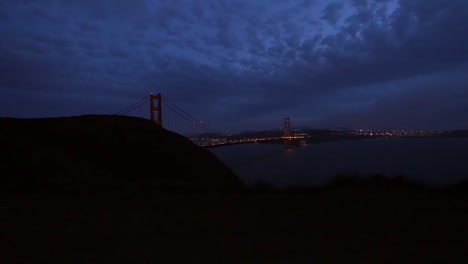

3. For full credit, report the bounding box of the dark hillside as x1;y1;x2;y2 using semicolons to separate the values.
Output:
0;115;245;196
1;115;467;263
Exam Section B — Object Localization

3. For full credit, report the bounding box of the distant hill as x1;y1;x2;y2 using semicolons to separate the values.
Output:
0;115;245;197
448;130;468;137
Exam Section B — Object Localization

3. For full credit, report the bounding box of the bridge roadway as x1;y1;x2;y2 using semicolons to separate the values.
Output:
195;136;305;148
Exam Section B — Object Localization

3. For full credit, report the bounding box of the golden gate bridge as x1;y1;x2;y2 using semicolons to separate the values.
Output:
114;93;304;148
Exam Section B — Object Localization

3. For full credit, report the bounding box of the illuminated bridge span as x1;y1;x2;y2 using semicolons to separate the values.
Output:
115;93;304;148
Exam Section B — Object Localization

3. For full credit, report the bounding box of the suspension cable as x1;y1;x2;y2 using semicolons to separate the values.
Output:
163;96;224;135
163;101;222;135
163;103;218;134
114;96;149;115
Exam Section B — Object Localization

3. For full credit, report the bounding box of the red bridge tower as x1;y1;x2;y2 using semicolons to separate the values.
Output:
284;117;291;149
150;93;162;126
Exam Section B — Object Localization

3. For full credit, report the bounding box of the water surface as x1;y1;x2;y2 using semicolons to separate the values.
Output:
209;138;468;188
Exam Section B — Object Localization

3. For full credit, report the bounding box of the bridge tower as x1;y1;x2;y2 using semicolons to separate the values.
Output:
284;117;291;149
150;93;162;126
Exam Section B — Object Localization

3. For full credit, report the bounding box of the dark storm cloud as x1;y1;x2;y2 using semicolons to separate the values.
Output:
142;55;244;101
350;0;368;8
64;0;151;22
272;0;468;96
107;48;129;59
318;65;468;130
321;2;344;25
79;22;100;33
0;10;8;21
1;0;468;131
78;41;100;53
26;5;69;25
22;31;73;48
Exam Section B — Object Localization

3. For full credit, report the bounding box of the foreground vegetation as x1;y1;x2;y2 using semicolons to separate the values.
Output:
4;175;468;263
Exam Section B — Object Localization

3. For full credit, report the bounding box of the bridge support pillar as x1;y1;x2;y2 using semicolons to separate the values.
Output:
150;93;162;126
284;117;291;149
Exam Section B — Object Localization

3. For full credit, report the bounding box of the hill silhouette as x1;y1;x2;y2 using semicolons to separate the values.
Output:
0;115;245;197
1;115;468;263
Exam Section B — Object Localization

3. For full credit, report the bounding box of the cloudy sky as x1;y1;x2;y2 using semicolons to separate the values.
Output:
1;0;467;132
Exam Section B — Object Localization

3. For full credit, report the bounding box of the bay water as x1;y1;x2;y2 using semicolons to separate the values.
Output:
209;138;468;188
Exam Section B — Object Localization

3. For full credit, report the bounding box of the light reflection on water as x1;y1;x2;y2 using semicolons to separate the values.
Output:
284;147;295;155
209;138;468;188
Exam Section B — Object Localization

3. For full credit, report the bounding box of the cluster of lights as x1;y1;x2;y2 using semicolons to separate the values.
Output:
191;135;305;147
190;128;449;147
345;129;447;138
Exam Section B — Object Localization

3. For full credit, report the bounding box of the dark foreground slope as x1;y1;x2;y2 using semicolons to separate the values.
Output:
0;115;245;195
2;116;468;263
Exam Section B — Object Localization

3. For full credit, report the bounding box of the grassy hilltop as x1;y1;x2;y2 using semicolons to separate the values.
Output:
1;115;468;263
0;115;245;196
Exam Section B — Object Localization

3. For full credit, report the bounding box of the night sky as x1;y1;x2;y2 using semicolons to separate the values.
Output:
1;0;467;132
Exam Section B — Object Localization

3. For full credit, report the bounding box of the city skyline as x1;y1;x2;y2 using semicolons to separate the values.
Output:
1;0;468;133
